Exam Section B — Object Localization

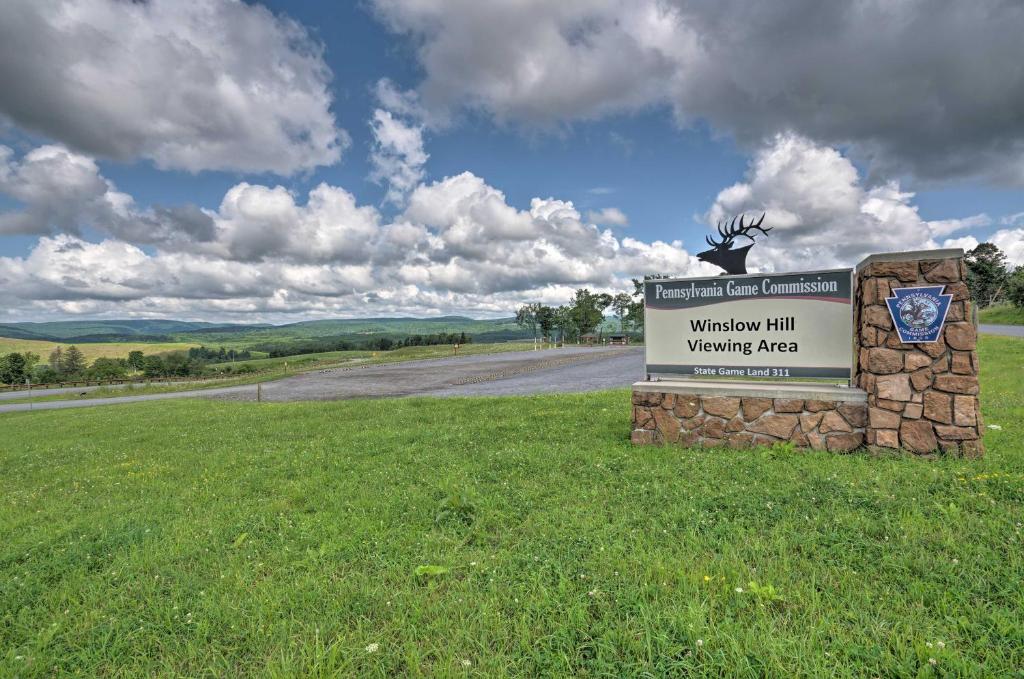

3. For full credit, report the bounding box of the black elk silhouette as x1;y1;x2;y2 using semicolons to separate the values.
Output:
697;213;771;275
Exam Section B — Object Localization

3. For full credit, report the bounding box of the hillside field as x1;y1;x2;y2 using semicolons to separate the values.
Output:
1;335;1022;676
0;337;198;362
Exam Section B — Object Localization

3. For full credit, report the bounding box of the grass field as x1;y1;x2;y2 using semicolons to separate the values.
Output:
1;337;1022;676
978;304;1024;325
0;337;198;362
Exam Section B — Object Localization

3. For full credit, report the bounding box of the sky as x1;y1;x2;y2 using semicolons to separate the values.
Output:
0;0;1022;322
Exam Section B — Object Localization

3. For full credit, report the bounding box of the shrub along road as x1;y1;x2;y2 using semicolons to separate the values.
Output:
0;347;643;412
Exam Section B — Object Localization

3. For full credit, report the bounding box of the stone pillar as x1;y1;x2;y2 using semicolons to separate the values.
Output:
854;249;983;457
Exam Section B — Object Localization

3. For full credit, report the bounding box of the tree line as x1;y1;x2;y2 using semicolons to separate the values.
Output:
0;345;258;385
256;332;471;358
515;288;646;344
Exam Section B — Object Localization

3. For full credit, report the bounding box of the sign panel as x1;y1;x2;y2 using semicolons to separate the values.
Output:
885;285;951;343
645;269;853;379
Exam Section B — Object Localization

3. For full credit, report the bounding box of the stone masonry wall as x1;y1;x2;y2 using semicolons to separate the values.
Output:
631;392;866;452
854;253;983;457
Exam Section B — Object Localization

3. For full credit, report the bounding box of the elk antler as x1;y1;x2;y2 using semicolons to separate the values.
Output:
705;213;771;249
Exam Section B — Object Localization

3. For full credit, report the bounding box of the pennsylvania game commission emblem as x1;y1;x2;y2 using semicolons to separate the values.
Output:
885;285;952;343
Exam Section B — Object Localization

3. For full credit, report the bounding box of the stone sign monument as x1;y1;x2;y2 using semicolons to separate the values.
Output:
632;247;982;457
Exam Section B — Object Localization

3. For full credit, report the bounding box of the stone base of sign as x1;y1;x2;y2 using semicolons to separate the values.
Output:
854;249;983;457
631;381;867;452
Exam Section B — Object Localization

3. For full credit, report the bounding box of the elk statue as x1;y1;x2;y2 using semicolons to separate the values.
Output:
696;213;771;275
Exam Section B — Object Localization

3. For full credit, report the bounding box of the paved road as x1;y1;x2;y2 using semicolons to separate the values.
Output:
981;324;1024;337
0;347;644;413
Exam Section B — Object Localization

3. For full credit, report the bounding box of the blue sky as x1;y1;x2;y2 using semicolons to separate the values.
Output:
0;0;1022;321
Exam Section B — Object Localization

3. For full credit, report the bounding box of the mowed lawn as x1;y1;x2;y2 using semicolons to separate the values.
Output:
1;338;1023;677
0;337;198;362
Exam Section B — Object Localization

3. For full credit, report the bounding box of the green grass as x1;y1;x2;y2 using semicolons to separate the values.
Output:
1;338;1022;676
978;303;1024;325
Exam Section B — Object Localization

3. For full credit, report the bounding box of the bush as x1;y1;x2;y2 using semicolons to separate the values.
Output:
142;356;166;378
88;357;128;380
32;366;60;384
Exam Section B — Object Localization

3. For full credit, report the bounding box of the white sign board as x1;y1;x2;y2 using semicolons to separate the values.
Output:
644;269;853;379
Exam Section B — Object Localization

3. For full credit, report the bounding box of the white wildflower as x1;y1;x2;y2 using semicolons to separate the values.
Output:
365;643;379;653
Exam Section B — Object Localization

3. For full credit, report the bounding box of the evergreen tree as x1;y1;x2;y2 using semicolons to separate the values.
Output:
60;345;86;376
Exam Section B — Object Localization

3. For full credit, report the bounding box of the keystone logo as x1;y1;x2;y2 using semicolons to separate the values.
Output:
885;285;952;343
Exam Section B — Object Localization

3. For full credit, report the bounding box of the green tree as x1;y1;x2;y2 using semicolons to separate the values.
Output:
127;350;145;371
48;346;63;372
88;357;128;380
553;305;578;344
1007;266;1024;309
965;242;1009;307
0;353;28;384
624;275;670;337
60;345;86;377
162;352;194;376
515;303;541;343
612;292;632;332
22;352;40;374
568;289;608;337
142;355;166;378
536;305;556;343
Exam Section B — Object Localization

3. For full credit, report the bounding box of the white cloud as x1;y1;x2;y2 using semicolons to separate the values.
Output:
372;0;1024;184
707;133;942;271
0;0;345;174
587;207;629;226
0;137;1008;322
369;108;429;206
942;236;979;252
991;229;1024;267
0;144;215;246
928;214;992;238
207;182;381;264
0;157;714;320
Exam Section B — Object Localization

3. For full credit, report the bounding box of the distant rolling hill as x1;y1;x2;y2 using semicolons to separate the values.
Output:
0;319;242;341
0;317;530;346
